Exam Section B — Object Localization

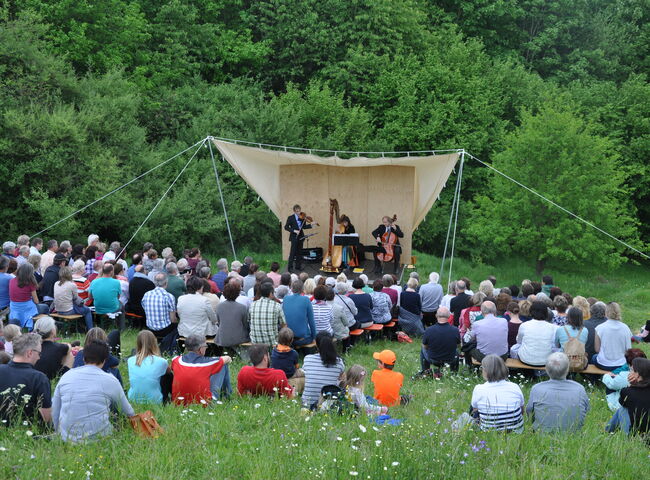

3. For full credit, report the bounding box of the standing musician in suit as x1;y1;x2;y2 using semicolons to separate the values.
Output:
285;204;312;272
372;216;404;274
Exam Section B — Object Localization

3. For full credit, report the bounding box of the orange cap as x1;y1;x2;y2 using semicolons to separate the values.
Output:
373;349;396;366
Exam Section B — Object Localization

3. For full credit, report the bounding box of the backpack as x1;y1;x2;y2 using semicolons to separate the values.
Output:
318;385;358;416
563;326;588;372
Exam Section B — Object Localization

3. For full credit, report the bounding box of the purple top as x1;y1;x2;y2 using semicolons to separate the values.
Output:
469;314;509;357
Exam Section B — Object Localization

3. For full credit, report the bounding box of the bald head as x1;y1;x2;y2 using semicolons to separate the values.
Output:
480;301;497;316
436;306;451;323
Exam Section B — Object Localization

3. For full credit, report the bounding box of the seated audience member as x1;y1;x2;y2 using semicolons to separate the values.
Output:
555;306;588;352
541;275;555;296
171;334;232;404
267;262;282;287
239;256;252;278
302;332;345;408
526;352;590;432
584;301;607;360
471;355;524;432
511;301;557;366
573;296;591;322
215;281;250;348
507;301;522;350
165;262;187;302
128;330;171;404
271;327;305;394
552;295;569;326
242;263;258;295
29;237;43;257
478;279;494;299
127;253;141;282
71;260;91;306
593;302;632;371
419;307;460;376
380;275;398;306
9;263;45;330
401;277;422;318
440;281;456;309
33;316;74;380
73;328;122;384
449;280;471;327
197;266;219;295
113;263;129;306
349;278;373;329
603;348;647;411
237;343;294;398
54;266;94;331
466;301;508;362
249;282;286;345
333;282;357;328
303;278;316;299
632;320;650;343
0;333;52;425
16;245;29;267
0;351;9;364
2;324;21;356
372;349;409;407
325;287;350;344
88;264;122;316
53;340;135;443
312;285;334;334
494;292;512;317
177;276;218;338
201;279;220;312
147;258;165;283
142;273;177;339
28;254;43;287
343;364;387;416
459;292;485;338
418;272;443;326
607;357;650;435
40;240;58;275
211;258;229;291
0;256;13;310
369;280;392;325
126;264;155;319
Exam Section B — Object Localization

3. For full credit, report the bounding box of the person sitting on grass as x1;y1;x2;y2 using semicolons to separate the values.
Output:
371;349;410;407
237;343;294;398
602;348;647;412
270;327;305;394
607;357;650;436
72;327;122;384
302;332;345;408
343;364;388;416
0;333;52;426
2;324;21;356
52;340;135;443
128;330;171;405
171;334;232;405
32;316;75;380
526;352;590;432
417;307;460;378
470;354;524;433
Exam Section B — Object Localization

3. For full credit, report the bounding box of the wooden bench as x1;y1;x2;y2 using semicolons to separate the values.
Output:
50;313;83;335
125;312;145;329
471;358;610;375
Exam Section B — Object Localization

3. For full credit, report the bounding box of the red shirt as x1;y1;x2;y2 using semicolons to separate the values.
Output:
9;278;36;302
207;279;220;294
382;288;398;306
237;365;293;398
171;354;224;405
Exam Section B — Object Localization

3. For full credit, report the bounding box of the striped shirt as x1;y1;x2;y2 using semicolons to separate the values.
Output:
248;297;286;345
312;301;333;335
302;354;345;407
142;287;176;331
73;275;91;304
471;380;525;432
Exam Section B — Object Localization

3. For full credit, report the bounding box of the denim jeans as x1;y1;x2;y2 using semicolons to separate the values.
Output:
420;349;459;372
606;407;631;434
209;363;232;400
591;354;622;372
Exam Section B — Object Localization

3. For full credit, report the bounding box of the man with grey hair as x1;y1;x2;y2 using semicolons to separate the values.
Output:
419;306;460;377
419;272;443;326
449;279;471;326
526;352;590;432
147;258;165;283
171;334;232;404
466;301;508;362
240;256;253;277
585;301;607;361
102;241;122;262
142;273;177;339
165;262;187;302
212;258;229;291
229;260;244;282
0;333;52;424
2;241;16;259
16;245;30;266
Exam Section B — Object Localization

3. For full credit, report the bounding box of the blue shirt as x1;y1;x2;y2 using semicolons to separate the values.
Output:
211;271;228;292
282;294;316;341
89;277;121;314
270;347;299;378
127;355;169;404
127;264;137;282
141;287;176;331
555;325;588;350
0;272;13;308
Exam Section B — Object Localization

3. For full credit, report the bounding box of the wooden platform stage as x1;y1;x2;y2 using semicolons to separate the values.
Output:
284;258;406;284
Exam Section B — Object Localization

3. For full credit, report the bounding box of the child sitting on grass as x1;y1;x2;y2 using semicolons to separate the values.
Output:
371;349;411;406
271;327;305;394
344;364;388;416
2;324;21;357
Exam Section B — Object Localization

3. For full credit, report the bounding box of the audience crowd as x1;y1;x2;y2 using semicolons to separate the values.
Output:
0;236;648;444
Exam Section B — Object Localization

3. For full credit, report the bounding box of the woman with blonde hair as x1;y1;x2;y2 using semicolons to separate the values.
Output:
573;296;591;321
594;302;632;371
303;278;316;298
127;330;171;404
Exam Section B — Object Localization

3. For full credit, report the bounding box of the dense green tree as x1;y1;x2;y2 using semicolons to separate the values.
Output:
466;104;640;273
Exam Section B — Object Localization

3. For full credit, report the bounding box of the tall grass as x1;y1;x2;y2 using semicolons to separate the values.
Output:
1;254;649;479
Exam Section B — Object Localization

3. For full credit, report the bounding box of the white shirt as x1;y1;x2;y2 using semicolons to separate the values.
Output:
29;246;41;257
471;380;524;413
516;320;557;366
103;251;116;262
177;293;218;337
440;294;454;309
596;320;632;367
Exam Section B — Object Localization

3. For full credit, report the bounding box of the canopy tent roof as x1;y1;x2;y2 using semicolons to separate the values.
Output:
211;139;461;229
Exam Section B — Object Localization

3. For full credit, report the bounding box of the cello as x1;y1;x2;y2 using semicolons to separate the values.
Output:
376;214;398;263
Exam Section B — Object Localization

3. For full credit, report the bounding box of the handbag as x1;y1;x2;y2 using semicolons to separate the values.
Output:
130;411;164;438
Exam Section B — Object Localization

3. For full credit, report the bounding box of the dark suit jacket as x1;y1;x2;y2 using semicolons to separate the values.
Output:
284;214;312;241
372;224;404;245
126;275;155;317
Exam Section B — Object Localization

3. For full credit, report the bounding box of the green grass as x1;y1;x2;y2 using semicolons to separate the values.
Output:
1;253;649;479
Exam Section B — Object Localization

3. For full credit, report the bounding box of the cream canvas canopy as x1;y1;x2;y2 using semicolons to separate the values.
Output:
211;139;461;262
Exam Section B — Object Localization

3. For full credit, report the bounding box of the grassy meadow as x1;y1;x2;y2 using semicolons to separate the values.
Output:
1;253;649;479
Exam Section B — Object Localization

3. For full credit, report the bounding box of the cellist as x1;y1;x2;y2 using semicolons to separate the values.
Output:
372;215;404;274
